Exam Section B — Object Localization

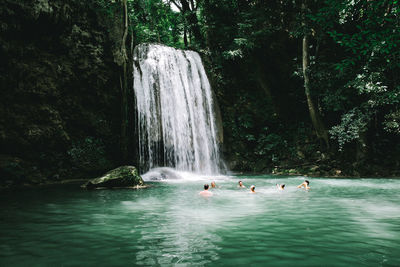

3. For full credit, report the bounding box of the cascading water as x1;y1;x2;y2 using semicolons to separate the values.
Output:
133;44;221;175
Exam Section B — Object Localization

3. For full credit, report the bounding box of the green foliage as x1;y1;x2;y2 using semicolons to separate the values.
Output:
312;0;400;70
95;0;185;48
67;137;110;171
255;129;287;156
308;0;400;150
383;110;400;134
329;107;372;151
129;0;184;47
96;0;120;17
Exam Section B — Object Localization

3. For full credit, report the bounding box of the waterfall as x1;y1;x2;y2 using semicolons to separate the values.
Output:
133;44;221;174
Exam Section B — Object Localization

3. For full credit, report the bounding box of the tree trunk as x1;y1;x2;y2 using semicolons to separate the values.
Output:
120;0;129;162
180;0;203;46
184;26;188;47
302;1;329;149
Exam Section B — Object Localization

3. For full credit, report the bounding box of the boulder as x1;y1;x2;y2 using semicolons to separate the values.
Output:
82;166;144;189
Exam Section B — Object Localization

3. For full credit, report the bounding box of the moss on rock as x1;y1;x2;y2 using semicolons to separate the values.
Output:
82;166;144;189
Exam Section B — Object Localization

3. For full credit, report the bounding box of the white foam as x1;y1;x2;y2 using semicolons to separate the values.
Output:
142;167;230;182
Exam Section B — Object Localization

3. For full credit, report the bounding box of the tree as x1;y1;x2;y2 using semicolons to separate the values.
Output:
302;0;330;149
129;0;184;47
311;0;400;151
120;0;129;162
168;0;203;47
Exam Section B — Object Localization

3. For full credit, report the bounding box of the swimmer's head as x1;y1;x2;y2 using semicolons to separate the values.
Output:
211;181;216;187
305;180;309;185
204;184;209;190
238;181;242;185
281;184;285;189
250;185;255;191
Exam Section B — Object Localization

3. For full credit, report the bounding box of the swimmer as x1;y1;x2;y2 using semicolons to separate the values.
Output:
199;184;213;197
250;185;256;193
238;181;246;188
211;181;216;188
297;180;310;190
277;184;285;190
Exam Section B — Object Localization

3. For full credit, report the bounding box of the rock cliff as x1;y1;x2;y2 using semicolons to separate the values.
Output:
0;0;128;187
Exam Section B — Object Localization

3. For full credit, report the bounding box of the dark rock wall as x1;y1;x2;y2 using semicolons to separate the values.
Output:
0;0;127;187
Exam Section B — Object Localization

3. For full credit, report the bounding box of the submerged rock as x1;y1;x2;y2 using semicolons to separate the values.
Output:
82;166;145;189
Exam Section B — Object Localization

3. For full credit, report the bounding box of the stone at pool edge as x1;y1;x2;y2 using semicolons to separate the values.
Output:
82;166;145;190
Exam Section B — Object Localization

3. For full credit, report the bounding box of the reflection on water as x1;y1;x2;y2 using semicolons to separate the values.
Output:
1;175;400;266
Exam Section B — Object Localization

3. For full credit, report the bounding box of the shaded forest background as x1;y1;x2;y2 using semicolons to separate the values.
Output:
0;0;399;187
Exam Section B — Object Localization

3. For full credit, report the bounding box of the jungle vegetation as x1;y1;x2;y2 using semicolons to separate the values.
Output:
66;0;399;176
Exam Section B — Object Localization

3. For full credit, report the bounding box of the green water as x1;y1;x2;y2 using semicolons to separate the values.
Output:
1;175;400;266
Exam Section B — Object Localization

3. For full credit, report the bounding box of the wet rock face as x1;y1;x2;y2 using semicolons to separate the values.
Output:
82;166;145;189
0;0;122;187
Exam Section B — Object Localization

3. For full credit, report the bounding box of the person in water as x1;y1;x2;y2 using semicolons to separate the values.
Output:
238;181;246;188
297;180;310;190
250;185;256;193
277;184;285;190
199;184;213;197
211;181;216;188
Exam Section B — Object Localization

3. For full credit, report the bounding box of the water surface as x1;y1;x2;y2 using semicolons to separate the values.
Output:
1;175;400;266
